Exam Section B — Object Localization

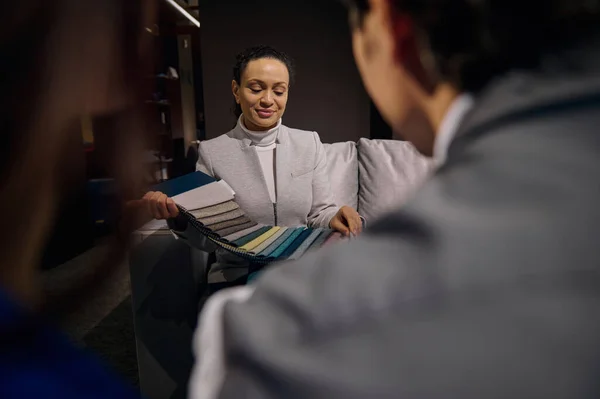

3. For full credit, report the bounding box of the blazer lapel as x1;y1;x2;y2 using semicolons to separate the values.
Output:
228;125;273;208
451;38;600;149
275;126;292;203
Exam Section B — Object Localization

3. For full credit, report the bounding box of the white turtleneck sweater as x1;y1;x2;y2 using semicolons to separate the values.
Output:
239;115;281;203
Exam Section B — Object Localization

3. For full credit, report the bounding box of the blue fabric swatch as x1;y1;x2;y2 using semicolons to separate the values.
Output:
152;171;215;198
259;228;296;257
279;228;314;259
289;228;323;260
270;228;307;259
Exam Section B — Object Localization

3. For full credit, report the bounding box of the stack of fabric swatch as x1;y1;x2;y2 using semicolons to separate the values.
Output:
179;200;343;266
150;171;345;274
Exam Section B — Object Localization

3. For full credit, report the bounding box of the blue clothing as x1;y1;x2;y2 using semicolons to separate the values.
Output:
0;289;140;399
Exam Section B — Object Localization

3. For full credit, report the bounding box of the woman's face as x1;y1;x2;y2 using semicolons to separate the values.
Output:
232;58;290;131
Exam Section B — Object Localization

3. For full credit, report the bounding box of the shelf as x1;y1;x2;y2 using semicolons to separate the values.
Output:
161;0;200;27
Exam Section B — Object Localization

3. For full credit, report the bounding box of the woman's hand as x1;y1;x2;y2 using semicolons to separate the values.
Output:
329;206;363;237
141;191;179;220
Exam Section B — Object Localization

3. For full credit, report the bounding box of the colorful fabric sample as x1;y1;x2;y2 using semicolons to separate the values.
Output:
157;173;343;269
252;228;287;254
289;228;323;260
240;227;281;252
269;228;306;258
233;226;273;247
259;228;296;257
173;190;341;268
308;229;334;251
279;228;314;259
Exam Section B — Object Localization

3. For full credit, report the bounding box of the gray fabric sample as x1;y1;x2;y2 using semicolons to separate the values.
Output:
197;207;246;226
222;223;265;242
190;201;240;219
307;229;333;252
206;216;251;232
288;228;323;260
172;180;234;211
215;221;258;237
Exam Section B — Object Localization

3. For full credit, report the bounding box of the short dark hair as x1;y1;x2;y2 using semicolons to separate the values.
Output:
232;45;295;118
341;0;600;92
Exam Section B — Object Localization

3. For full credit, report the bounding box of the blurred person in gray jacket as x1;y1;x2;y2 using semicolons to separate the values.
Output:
190;0;600;398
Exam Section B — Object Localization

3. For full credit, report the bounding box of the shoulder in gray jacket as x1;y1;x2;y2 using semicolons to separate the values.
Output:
189;42;600;398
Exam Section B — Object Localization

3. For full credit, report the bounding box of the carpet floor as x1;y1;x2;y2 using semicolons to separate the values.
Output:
82;296;139;386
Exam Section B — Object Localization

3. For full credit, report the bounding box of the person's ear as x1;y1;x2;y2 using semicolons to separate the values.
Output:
390;12;436;92
360;0;399;61
389;12;414;64
231;80;240;104
364;0;417;68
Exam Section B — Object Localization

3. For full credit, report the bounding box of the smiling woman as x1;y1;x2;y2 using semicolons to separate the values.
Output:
142;45;362;291
231;46;294;130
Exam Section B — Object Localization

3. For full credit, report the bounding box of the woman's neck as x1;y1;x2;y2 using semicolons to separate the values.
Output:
241;113;279;132
239;115;281;147
426;83;461;135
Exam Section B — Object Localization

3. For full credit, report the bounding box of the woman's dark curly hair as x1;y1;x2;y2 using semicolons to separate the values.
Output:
341;0;600;92
232;45;295;119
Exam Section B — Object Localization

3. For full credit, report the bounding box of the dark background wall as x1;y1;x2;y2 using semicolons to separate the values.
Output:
198;0;370;143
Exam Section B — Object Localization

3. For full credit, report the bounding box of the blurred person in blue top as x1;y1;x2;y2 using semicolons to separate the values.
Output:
0;0;155;397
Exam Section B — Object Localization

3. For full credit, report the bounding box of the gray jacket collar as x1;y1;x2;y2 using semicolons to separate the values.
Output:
451;36;600;153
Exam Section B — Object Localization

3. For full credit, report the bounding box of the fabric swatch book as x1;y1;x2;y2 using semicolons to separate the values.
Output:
143;171;343;269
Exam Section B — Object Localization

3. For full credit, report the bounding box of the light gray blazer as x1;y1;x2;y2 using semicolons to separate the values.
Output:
196;123;338;228
173;123;339;283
